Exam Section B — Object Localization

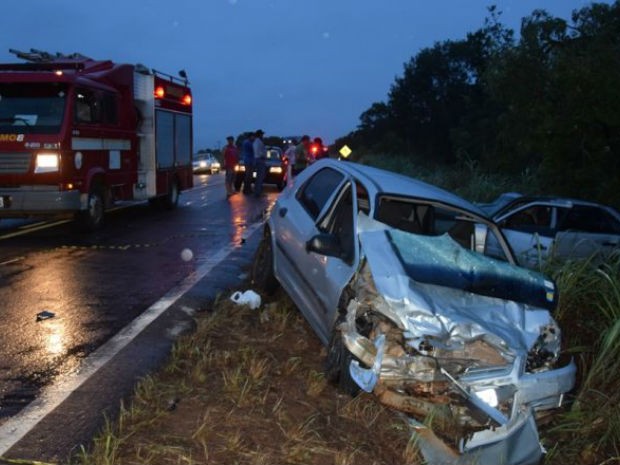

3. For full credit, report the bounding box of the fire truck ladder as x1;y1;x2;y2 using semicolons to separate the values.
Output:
9;48;92;63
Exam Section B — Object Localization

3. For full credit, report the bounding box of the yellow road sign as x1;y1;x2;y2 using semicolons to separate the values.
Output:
339;145;352;158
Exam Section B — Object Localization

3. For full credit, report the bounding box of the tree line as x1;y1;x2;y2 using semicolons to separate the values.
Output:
335;2;620;208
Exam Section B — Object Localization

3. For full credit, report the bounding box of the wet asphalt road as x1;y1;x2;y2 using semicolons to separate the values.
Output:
0;173;276;462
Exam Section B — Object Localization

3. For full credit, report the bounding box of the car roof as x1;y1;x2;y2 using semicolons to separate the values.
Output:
492;194;620;219
313;159;489;217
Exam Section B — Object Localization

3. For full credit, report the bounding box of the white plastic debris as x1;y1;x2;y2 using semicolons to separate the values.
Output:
180;248;194;262
230;290;261;309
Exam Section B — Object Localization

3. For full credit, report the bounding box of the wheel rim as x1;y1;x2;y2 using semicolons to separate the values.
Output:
89;192;103;226
169;182;179;205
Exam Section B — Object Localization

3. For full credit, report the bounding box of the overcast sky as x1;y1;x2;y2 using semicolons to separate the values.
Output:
0;0;605;150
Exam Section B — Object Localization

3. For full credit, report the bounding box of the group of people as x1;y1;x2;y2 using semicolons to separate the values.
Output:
221;129;267;197
221;130;328;197
284;135;328;182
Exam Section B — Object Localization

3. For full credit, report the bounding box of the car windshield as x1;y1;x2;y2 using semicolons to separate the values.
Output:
0;83;67;134
385;227;557;310
266;148;282;160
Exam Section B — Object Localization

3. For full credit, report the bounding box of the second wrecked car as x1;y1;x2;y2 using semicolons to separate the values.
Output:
252;159;576;465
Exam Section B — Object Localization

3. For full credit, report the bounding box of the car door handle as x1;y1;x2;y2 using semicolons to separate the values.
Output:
279;207;287;218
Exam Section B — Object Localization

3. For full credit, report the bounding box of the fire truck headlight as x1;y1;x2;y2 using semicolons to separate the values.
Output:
35;153;60;173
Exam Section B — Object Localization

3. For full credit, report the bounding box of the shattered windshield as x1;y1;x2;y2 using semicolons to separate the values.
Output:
386;228;557;311
0;83;67;134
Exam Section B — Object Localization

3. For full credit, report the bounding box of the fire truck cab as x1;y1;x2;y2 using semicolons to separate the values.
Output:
0;48;193;230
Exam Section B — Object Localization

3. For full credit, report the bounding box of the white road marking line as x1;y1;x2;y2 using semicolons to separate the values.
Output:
0;221;262;454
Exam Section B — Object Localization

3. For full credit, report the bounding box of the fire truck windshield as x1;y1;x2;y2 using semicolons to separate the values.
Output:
0;83;67;134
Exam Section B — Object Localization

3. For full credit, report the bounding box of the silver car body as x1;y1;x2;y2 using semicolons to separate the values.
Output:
265;160;576;464
481;195;620;269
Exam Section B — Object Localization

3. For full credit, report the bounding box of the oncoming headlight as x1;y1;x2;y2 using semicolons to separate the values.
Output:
269;166;283;174
235;165;245;172
35;152;60;173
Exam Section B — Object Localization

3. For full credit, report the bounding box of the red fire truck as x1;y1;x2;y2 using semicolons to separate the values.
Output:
0;48;193;230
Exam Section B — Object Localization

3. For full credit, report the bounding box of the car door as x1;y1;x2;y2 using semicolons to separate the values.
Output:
553;205;620;261
496;204;555;269
271;167;355;343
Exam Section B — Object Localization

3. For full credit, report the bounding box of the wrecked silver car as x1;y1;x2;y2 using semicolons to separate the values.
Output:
479;193;620;269
252;159;576;465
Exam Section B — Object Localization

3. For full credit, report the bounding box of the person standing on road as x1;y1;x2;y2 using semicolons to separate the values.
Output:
223;135;239;197
313;137;328;160
293;135;311;175
253;129;267;197
241;132;256;194
284;138;297;186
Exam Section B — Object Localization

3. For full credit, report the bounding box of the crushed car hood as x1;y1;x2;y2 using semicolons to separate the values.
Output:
357;215;559;356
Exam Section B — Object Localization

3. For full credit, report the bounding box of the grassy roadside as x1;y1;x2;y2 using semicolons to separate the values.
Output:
73;290;419;465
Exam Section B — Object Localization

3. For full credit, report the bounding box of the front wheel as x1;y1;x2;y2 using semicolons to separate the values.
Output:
76;185;105;232
325;328;361;396
251;227;279;295
163;179;179;210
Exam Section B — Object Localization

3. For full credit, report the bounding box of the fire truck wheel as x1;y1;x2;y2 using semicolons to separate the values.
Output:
163;179;179;210
76;186;104;231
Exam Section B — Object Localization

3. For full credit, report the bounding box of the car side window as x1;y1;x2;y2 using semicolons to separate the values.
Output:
376;198;435;235
297;168;345;220
322;183;356;264
503;205;553;234
558;206;620;234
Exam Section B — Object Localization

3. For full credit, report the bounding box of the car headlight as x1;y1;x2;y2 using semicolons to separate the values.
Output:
235;165;245;172
35;152;60;173
269;166;283;174
199;161;207;168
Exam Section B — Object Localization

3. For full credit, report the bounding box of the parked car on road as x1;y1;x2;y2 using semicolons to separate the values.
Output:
251;159;575;465
480;194;620;269
192;153;221;174
234;146;287;191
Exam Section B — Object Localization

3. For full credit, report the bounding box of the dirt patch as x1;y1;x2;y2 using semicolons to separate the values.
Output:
77;289;419;464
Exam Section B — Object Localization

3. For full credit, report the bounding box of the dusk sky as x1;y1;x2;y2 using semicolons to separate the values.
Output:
0;1;606;150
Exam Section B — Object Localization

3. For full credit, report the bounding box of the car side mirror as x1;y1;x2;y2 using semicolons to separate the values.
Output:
306;232;341;257
474;223;488;254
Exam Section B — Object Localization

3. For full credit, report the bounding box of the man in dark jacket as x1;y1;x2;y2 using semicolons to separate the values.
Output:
240;133;255;194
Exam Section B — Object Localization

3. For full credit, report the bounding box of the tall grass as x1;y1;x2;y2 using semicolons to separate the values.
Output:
544;254;620;463
357;153;541;202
